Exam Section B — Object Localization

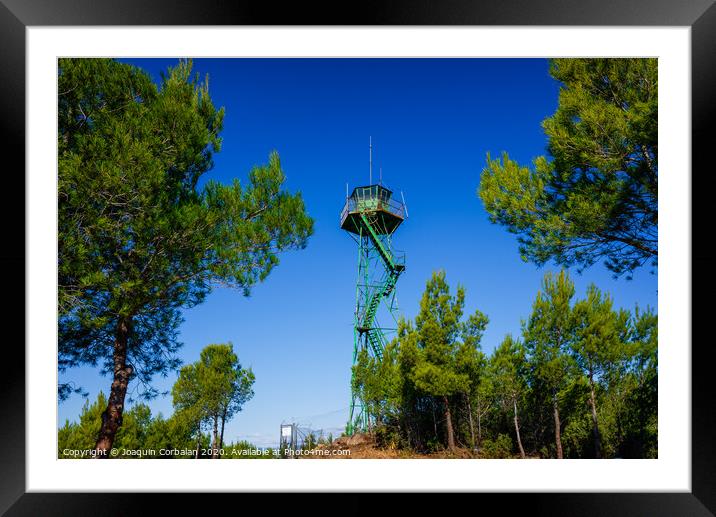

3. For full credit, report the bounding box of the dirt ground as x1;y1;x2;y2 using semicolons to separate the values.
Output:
305;433;480;459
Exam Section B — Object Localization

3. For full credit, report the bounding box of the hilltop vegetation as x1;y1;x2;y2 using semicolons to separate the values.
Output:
59;343;260;459
352;270;656;459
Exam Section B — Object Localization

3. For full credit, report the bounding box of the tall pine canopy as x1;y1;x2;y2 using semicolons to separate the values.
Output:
479;58;657;277
571;285;623;457
172;343;255;458
400;271;488;450
58;58;313;454
490;335;528;458
522;270;577;458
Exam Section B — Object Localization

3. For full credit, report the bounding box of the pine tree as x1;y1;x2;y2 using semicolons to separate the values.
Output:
405;271;488;450
490;334;528;458
456;311;489;449
171;343;255;458
571;284;623;458
523;270;576;458
479;58;657;277
58;392;107;457
621;306;658;457
58;58;312;455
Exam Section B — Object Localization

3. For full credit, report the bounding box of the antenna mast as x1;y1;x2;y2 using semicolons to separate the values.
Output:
369;136;373;185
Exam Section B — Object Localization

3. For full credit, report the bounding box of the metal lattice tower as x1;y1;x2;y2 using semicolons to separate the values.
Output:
340;181;406;435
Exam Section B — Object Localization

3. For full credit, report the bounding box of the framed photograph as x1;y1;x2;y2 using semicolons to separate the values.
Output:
5;0;714;514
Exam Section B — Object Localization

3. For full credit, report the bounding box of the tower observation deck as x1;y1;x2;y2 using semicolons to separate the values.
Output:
340;183;406;435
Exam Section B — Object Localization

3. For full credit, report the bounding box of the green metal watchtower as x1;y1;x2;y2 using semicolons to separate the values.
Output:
340;178;406;435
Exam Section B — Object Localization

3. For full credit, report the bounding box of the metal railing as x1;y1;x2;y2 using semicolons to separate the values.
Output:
390;251;406;267
340;195;406;226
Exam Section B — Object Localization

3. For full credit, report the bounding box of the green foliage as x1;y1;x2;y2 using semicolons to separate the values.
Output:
58;392;107;456
352;268;657;458
58;57;313;402
490;334;527;409
479;58;657;277
572;285;623;379
523;270;577;398
302;432;318;451
480;433;514;459
353;270;489;451
113;404;152;453
58;392;196;458
619;306;658;458
352;338;403;425
374;425;404;450
58;269;657;459
172;343;255;451
409;271;486;399
560;404;593;458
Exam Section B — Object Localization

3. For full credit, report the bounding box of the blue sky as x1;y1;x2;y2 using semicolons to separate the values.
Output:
58;58;657;448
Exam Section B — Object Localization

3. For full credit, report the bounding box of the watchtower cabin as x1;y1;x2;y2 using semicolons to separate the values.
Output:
340;184;405;236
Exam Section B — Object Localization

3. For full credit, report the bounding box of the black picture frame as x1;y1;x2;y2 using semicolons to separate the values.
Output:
3;1;714;514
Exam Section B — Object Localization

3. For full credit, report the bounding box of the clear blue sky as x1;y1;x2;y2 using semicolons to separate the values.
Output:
58;58;657;448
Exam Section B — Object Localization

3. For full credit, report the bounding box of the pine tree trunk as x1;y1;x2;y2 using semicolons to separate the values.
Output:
513;396;526;459
212;414;219;458
466;394;476;449
94;318;133;457
444;395;455;450
432;402;438;439
403;412;413;449
589;375;602;458
219;406;227;451
553;395;563;459
615;397;624;456
477;393;482;447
